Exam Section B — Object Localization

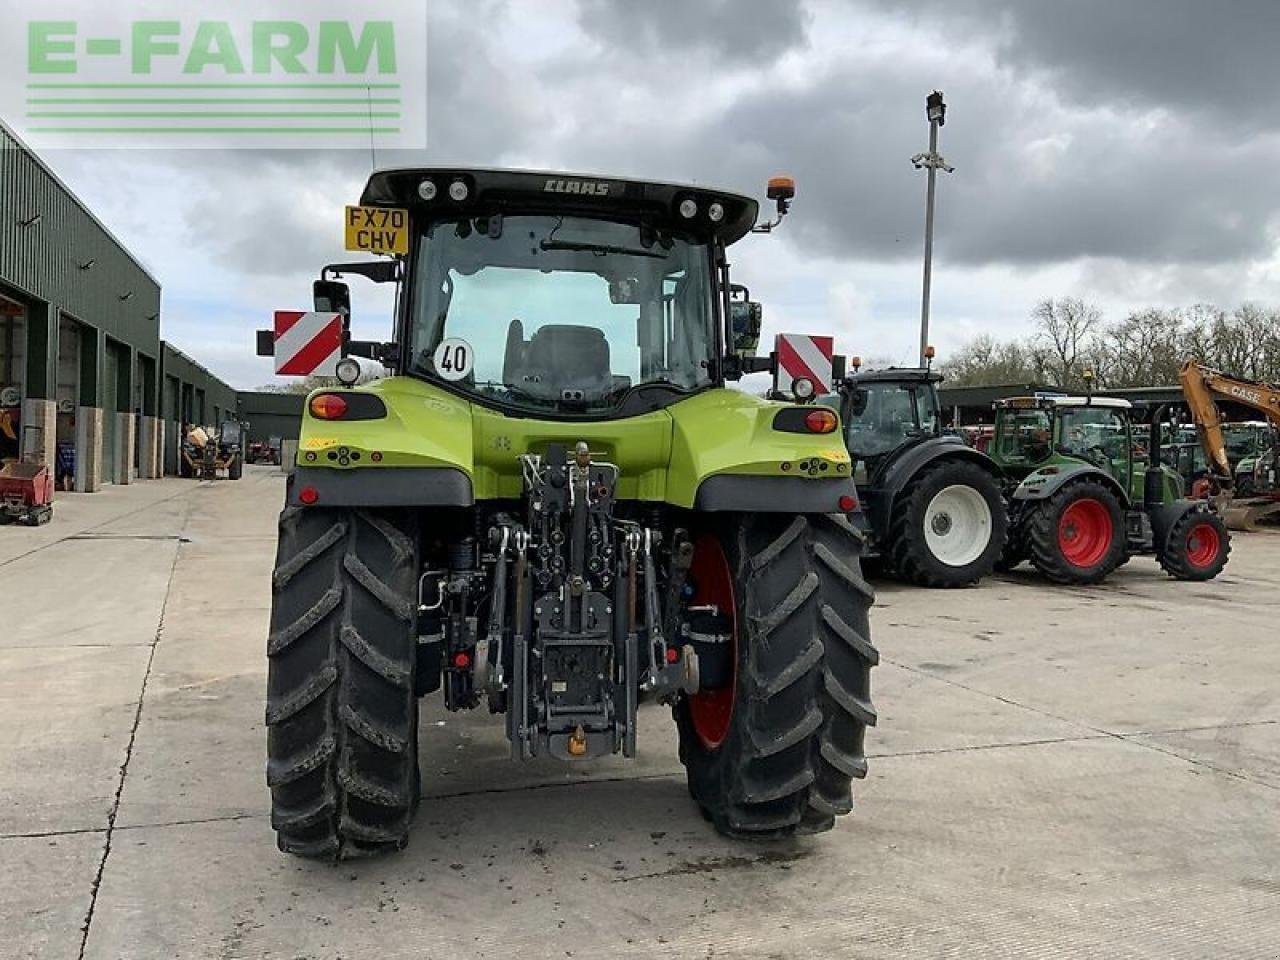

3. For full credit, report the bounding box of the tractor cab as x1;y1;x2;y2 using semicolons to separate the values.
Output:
836;367;946;482
1223;421;1274;467
992;396;1140;492
349;167;777;418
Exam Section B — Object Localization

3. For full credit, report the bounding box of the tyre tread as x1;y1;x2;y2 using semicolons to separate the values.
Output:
886;459;1007;588
266;507;419;860
1025;480;1126;585
677;513;877;839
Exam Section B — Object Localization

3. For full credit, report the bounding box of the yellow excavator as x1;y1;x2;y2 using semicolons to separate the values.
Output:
1178;360;1280;530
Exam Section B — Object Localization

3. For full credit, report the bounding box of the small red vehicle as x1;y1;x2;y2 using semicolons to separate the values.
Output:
0;461;55;526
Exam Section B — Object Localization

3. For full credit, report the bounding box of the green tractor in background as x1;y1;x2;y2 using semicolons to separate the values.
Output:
990;390;1230;584
262;168;877;860
1223;422;1277;496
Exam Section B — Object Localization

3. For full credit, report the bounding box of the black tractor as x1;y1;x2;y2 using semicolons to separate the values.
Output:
828;363;1007;587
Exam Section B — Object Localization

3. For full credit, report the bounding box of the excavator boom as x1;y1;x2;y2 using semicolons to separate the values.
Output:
1179;360;1280;529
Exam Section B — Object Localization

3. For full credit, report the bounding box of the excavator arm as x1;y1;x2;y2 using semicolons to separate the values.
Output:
1178;359;1280;486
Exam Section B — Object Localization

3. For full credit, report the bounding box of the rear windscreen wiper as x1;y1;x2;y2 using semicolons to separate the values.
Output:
539;240;668;260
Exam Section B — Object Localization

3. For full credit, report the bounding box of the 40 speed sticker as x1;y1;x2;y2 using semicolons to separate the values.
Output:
433;338;474;381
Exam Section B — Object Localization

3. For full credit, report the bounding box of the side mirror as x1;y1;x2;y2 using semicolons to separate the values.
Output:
313;279;351;321
847;389;869;418
729;299;762;358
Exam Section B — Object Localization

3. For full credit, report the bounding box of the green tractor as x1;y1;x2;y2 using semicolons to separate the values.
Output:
990;392;1230;584
263;168;877;859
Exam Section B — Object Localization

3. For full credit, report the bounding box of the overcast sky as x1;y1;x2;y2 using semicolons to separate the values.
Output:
24;0;1280;388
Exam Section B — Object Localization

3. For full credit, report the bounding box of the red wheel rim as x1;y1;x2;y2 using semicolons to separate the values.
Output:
687;535;738;750
1185;522;1221;569
1057;498;1113;568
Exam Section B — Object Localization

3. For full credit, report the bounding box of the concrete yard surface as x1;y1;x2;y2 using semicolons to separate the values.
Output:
3;468;1278;959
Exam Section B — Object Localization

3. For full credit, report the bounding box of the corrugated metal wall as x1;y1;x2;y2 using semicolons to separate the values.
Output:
238;391;304;445
0;122;161;374
161;343;236;424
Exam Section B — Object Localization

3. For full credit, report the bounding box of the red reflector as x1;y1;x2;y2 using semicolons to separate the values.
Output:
839;494;858;512
453;652;471;669
665;648;679;664
804;409;838;434
299;486;320;505
309;393;348;420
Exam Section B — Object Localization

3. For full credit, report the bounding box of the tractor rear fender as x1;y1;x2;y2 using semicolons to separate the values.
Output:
286;466;473;508
693;474;859;513
670;390;855;512
869;439;1000;534
1011;463;1131;509
1147;499;1208;551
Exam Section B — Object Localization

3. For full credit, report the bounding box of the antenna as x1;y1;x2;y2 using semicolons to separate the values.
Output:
366;85;378;171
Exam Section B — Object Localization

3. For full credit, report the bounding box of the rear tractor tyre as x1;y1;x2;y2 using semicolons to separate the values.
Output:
887;460;1007;587
266;506;421;860
675;513;878;838
1157;510;1231;581
1026;480;1126;585
228;455;243;481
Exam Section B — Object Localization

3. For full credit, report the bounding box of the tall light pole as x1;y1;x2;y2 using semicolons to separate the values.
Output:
912;90;954;367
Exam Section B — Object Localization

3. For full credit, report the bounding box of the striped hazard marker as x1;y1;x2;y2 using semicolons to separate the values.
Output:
273;311;343;377
775;333;835;396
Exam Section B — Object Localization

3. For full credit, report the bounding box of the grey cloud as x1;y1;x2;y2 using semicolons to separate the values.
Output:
863;0;1280;124
132;0;543;282
37;0;1280;325
696;65;1280;267
522;12;1280;271
574;0;810;62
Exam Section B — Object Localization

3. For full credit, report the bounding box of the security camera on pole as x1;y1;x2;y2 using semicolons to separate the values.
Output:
911;91;954;367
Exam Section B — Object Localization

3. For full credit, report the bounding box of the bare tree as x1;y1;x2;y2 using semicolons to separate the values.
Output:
938;335;1039;386
1030;297;1103;389
1230;303;1279;380
1101;309;1184;387
1178;303;1228;369
257;366;386;395
944;298;1280;394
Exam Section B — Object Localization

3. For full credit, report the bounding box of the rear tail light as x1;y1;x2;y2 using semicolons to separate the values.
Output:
804;409;838;434
299;486;320;505
310;393;348;420
772;406;840;434
839;494;858;512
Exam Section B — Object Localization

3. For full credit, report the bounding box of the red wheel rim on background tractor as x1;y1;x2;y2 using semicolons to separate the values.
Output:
1057;498;1113;568
686;535;738;750
1185;521;1222;569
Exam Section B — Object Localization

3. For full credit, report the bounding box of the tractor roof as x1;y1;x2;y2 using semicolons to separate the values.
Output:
996;395;1132;410
361;166;761;245
844;367;942;386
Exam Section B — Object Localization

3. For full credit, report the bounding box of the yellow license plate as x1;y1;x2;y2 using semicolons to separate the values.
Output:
344;205;409;255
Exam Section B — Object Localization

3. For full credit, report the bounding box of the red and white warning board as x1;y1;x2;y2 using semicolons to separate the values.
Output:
273;311;343;377
775;333;835;396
